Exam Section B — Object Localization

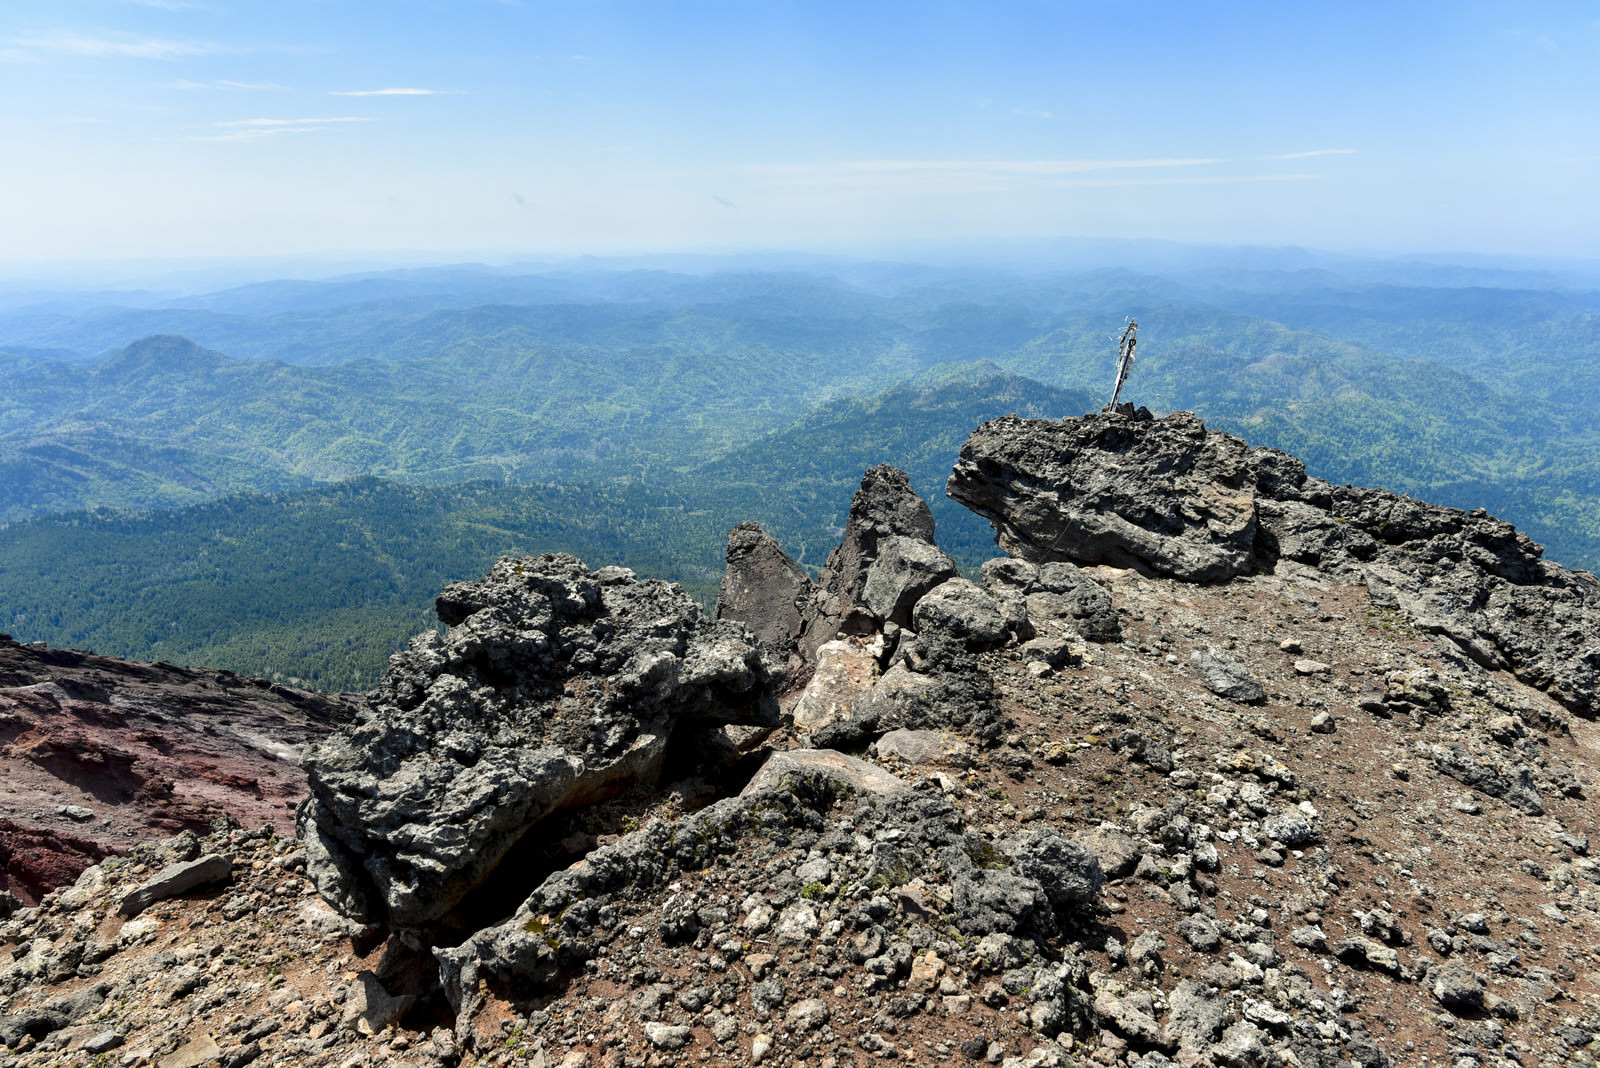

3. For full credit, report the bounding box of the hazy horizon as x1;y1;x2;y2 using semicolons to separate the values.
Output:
4;1;1597;264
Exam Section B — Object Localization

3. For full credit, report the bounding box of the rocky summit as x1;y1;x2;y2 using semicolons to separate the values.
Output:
4;408;1600;1068
949;410;1600;717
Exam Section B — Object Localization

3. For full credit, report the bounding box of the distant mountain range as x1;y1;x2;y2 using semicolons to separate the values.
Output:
1;259;1595;689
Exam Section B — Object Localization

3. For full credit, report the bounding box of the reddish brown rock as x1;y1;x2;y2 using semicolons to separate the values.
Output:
0;818;112;906
0;635;357;901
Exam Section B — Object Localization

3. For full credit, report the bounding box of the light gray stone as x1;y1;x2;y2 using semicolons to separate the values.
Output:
742;749;907;797
118;854;232;919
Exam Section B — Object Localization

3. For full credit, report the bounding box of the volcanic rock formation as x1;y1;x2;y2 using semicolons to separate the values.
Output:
297;553;784;932
797;464;958;659
713;521;815;652
13;409;1600;1068
950;409;1600;717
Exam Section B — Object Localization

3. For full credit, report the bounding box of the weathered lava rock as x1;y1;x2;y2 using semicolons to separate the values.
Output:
0;635;357;903
714;522;814;650
949;409;1600;717
0;820;113;907
299;554;783;931
948;410;1259;583
799;465;954;658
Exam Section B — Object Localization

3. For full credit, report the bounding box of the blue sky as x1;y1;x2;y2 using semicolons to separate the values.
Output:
2;1;1597;262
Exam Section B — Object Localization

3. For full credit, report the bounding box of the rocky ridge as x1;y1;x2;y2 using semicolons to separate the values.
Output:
3;408;1599;1068
949;410;1600;717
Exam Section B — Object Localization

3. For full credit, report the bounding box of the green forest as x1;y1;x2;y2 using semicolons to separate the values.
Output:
2;258;1596;691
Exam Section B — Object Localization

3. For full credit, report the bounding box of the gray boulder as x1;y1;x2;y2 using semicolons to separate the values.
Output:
1164;979;1226;1056
1432;746;1544;815
871;728;973;767
912;579;1008;651
1001;826;1104;910
1074;824;1141;879
1261;811;1318;848
860;535;958;629
940;839;1056;938
299;553;782;930
1029;561;1121;642
1190;647;1267;704
1430;960;1487;1013
714;522;814;650
740;748;908;797
980;556;1120;643
117;854;232;919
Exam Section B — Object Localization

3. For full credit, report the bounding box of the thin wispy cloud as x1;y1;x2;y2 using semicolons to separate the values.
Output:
330;87;455;96
194;116;378;141
6;32;221;60
747;157;1317;195
1048;173;1316;188
751;158;1226;180
164;79;289;91
1011;106;1054;119
1264;149;1358;160
711;194;736;208
216;116;377;127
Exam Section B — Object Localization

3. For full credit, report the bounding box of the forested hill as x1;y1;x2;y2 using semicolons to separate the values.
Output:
1;258;1597;689
0;370;1088;690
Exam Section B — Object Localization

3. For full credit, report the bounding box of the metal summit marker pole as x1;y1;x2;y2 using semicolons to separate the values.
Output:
1105;318;1137;412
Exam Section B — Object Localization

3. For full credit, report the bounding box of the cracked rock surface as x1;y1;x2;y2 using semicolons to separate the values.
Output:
297;554;782;932
950;409;1600;718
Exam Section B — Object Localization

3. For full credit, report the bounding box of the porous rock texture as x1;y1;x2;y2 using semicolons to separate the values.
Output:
949;409;1258;584
950;409;1600;718
297;553;783;932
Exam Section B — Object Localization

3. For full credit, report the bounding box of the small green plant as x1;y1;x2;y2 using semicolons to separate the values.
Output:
868;856;913;890
800;881;826;900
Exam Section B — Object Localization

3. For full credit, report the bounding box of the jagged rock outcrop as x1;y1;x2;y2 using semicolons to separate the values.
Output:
706;469;1012;750
799;465;956;658
950;409;1600;717
298;554;783;931
714;522;814;650
949;410;1258;583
